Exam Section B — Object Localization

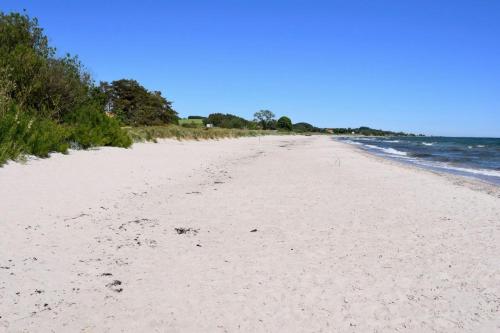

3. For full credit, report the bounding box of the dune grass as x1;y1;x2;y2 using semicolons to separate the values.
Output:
124;125;275;142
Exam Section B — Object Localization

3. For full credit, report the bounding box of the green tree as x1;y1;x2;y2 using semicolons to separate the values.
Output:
253;110;275;129
206;113;250;129
100;79;178;125
0;11;132;166
293;122;321;132
0;12;94;120
277;116;293;131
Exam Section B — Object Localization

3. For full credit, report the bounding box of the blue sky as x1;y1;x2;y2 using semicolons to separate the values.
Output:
2;0;499;136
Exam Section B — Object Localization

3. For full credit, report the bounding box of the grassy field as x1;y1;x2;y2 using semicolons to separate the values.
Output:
124;125;275;142
178;118;204;127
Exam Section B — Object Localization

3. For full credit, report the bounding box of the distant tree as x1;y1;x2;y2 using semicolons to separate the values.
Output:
206;113;250;129
187;115;205;120
253;110;275;129
99;79;178;125
293;122;320;132
277;116;293;131
330;126;414;136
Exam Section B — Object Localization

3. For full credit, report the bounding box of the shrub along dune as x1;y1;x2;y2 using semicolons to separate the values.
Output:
0;12;134;165
0;11;312;167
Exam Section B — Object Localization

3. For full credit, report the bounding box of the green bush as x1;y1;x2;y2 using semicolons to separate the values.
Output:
0;104;70;165
64;103;132;149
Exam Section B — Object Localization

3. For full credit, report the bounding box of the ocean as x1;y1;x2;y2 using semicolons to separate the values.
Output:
337;136;500;185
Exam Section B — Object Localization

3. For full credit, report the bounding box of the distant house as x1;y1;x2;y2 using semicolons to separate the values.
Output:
206;124;213;128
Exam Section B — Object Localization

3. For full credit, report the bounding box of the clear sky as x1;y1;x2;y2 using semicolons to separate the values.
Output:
2;0;499;136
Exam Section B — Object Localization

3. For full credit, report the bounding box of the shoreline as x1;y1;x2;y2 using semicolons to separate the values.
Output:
334;137;500;198
1;135;499;331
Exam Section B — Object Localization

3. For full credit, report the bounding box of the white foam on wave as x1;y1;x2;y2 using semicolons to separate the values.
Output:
411;159;500;178
365;144;408;156
345;138;500;180
422;142;434;146
382;147;408;156
384;140;400;143
343;139;362;145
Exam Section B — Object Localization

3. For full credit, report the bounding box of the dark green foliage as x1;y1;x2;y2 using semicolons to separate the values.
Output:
206;113;252;129
253;110;276;130
0;12;92;120
0;102;132;166
64;103;132;149
293;122;321;132
99;80;178;126
187;116;206;120
330;126;414;136
276;116;293;131
0;11;133;165
0;104;70;165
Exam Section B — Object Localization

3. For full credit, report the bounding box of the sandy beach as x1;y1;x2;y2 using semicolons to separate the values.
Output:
0;135;498;332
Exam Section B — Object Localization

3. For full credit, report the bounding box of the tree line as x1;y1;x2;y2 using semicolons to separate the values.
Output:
183;111;315;133
0;11;415;165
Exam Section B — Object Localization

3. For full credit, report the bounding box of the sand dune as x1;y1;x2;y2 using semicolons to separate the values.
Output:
0;136;498;332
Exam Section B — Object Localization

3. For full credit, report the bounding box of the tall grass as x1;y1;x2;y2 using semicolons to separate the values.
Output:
125;125;274;142
0;104;70;165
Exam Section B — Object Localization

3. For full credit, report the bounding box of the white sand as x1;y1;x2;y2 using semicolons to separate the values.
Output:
0;135;499;332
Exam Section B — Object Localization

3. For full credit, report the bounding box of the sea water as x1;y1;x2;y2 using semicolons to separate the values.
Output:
337;136;500;185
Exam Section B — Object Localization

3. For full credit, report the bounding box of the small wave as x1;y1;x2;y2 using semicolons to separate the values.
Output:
410;159;500;178
382;148;407;156
476;145;485;148
384;140;400;143
435;164;500;178
364;144;407;156
422;142;434;146
343;140;362;145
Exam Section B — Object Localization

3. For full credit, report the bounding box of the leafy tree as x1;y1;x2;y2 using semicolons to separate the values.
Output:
253;110;275;129
0;12;93;120
0;11;132;165
277;116;292;131
292;122;324;132
205;113;250;129
99;79;178;125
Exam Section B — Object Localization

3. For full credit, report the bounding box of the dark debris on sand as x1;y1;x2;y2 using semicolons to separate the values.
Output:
175;228;199;235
